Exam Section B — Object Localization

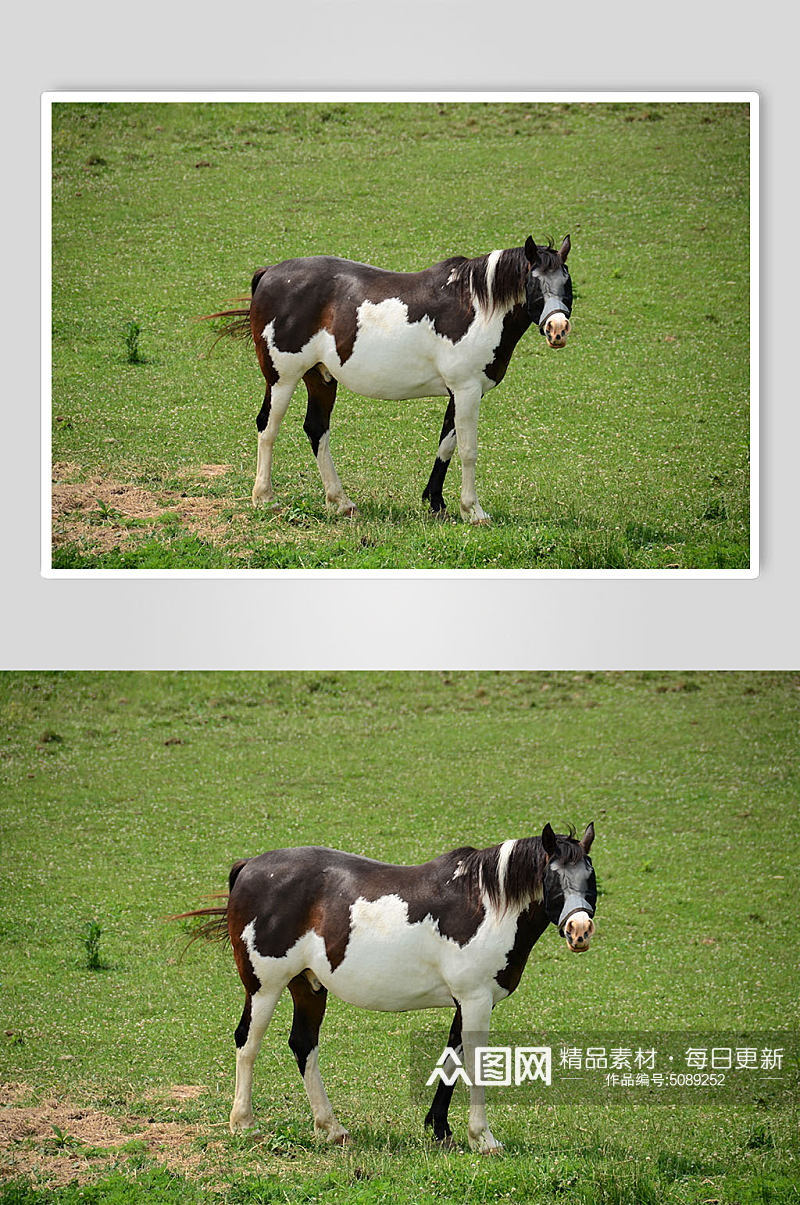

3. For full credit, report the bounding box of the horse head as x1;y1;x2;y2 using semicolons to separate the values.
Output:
541;821;596;952
524;235;573;349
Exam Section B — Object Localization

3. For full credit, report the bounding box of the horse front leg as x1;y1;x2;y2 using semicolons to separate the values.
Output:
458;993;502;1154
422;392;456;516
453;384;491;524
424;1003;462;1145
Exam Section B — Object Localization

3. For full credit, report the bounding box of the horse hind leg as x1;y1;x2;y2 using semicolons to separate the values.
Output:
422;392;456;516
252;386;274;506
288;973;349;1144
302;367;356;516
229;985;283;1133
252;370;302;507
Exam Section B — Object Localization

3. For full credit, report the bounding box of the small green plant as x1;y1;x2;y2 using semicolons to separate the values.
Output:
83;920;107;970
124;320;143;365
49;1124;79;1150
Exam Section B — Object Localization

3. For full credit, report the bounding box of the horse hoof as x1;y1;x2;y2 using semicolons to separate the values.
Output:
460;505;492;525
327;1129;350;1146
252;493;276;509
229;1118;258;1135
337;502;357;518
468;1133;504;1154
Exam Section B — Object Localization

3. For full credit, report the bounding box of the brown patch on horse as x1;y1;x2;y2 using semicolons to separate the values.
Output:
319;298;357;366
306;897;352;971
226;893;262;996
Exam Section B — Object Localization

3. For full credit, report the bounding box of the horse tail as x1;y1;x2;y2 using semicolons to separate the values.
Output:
170;858;250;956
197;267;269;345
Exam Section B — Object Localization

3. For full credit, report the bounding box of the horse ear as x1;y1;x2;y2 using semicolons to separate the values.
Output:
580;821;595;853
558;235;571;263
525;236;539;266
542;823;558;856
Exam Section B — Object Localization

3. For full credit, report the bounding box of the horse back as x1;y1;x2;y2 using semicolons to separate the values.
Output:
226;844;484;966
250;256;477;361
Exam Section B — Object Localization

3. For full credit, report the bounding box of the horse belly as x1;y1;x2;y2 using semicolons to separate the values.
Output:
329;300;449;401
312;895;455;1012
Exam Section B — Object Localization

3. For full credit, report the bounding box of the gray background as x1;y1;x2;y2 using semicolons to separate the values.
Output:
4;1;797;668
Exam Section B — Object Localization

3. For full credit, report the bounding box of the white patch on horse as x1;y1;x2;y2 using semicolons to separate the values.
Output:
242;895;521;1015
437;429;457;462
365;895;517;1008
495;839;517;902
262;300;506;404
483;250;502;308
242;918;327;987
324;895;456;1010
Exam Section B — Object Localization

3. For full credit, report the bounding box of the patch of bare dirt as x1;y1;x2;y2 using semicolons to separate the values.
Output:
52;477;169;520
0;1083;222;1187
51;472;236;554
51;461;85;483
181;464;233;479
167;1085;209;1101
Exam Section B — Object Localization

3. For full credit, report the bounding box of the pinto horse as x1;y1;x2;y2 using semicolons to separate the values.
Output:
178;822;596;1153
204;236;573;523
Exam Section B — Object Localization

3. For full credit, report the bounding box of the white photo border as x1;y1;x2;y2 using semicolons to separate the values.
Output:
41;90;759;580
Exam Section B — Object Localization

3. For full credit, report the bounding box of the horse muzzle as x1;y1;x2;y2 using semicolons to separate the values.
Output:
543;313;570;349
562;910;595;952
537;295;571;349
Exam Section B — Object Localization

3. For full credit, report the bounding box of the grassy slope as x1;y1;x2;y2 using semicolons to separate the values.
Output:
50;102;751;569
1;672;797;1202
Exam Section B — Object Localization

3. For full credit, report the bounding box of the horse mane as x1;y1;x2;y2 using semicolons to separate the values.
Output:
455;830;585;911
446;242;563;316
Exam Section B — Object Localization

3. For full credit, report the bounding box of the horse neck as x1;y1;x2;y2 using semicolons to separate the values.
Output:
499;301;533;337
509;898;550;956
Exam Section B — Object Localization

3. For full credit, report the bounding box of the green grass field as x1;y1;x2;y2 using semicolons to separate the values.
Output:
1;672;796;1202
50;101;752;570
